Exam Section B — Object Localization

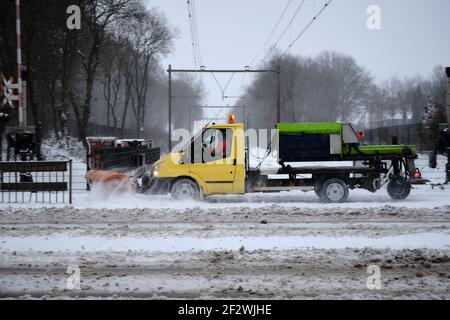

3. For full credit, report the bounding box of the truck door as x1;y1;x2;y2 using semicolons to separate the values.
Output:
190;128;236;194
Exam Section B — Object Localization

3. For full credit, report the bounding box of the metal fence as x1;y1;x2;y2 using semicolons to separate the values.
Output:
87;147;160;171
69;160;88;193
0;160;72;204
364;123;433;151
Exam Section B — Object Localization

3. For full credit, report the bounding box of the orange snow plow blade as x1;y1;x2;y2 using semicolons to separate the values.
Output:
85;170;134;193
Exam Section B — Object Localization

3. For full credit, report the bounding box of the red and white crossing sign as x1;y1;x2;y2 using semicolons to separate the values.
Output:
0;72;18;109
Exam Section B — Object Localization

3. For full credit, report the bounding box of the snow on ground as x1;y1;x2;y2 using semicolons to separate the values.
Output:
3;153;449;210
5;183;449;210
41;136;85;162
72;152;450;210
1;151;449;299
0;205;449;299
2;233;449;252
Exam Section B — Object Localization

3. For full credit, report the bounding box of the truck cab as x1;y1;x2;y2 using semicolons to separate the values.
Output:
149;123;246;199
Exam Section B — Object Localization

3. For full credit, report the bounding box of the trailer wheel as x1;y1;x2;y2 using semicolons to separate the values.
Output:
171;178;200;200
320;178;349;203
387;177;411;200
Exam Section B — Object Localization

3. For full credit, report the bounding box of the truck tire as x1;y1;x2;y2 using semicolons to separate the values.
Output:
314;179;325;199
314;186;322;198
387;177;411;200
171;178;200;200
320;178;349;203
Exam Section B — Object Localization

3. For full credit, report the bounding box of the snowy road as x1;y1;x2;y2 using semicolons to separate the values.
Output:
1;201;450;299
1;152;449;299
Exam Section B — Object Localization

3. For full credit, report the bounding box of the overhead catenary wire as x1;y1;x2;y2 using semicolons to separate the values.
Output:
223;72;236;93
249;0;293;66
187;0;198;67
211;72;224;92
186;1;267;104
211;71;237;99
283;0;333;54
187;0;204;84
181;0;286;124
187;0;203;68
190;0;203;65
261;0;307;63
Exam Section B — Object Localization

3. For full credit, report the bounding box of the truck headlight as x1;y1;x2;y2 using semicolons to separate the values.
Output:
153;164;160;177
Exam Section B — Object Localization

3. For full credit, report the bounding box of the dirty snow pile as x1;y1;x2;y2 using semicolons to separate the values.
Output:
41;136;85;161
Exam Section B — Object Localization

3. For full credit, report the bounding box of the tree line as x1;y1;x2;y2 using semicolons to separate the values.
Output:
1;1;446;150
0;0;204;150
238;51;447;134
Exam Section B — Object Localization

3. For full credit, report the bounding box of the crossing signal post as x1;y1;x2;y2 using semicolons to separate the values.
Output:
446;67;450;134
446;67;450;183
16;0;25;127
0;75;26;122
1;70;31;161
0;70;27;119
1;73;16;110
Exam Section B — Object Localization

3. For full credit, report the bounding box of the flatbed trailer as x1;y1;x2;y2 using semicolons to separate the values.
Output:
137;121;418;203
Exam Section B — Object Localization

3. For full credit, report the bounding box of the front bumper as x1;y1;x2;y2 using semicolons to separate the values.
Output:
136;176;172;195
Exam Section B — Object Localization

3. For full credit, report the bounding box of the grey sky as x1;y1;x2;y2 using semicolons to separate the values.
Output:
145;0;450;108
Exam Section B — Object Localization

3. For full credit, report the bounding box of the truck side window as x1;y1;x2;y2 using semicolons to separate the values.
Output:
192;128;233;164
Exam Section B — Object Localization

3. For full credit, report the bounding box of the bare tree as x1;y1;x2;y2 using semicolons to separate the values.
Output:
171;74;204;131
240;51;373;128
313;51;373;122
123;8;174;137
99;35;124;132
59;31;78;137
411;84;427;124
71;0;139;145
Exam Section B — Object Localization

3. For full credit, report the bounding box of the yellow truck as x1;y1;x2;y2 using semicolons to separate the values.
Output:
138;119;419;203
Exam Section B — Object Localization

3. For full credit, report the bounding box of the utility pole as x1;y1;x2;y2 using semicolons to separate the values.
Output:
277;64;281;123
445;67;450;183
446;67;450;132
168;64;172;152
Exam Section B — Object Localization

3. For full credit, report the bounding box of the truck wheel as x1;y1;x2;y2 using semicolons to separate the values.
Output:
314;187;322;198
387;177;411;200
314;180;324;199
320;178;349;203
171;178;200;200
